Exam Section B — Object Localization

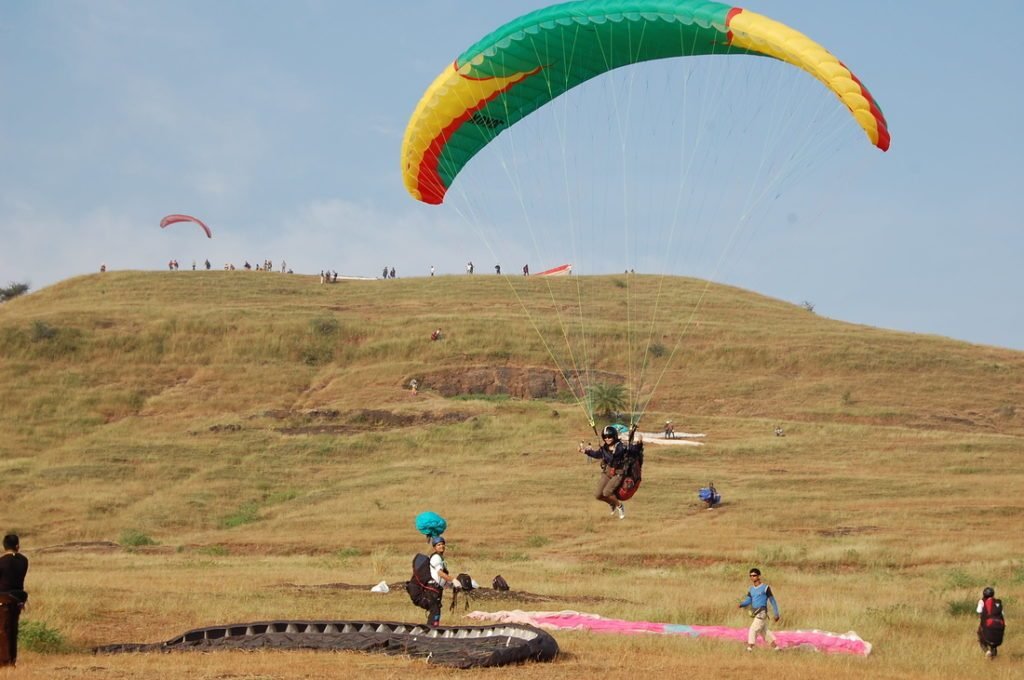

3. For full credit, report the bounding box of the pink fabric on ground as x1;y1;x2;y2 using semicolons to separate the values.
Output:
466;610;872;656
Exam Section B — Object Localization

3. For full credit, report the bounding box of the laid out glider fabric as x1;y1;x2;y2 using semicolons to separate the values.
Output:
96;619;559;669
467;609;873;656
402;0;890;205
160;214;212;239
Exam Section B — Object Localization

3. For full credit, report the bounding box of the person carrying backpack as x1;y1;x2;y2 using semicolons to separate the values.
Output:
977;586;1005;658
579;425;643;519
407;536;460;627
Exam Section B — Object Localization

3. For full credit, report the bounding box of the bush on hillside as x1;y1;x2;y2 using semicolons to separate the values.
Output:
0;282;30;303
119;529;157;547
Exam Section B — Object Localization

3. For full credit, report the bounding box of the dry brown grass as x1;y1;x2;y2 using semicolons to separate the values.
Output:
0;271;1022;678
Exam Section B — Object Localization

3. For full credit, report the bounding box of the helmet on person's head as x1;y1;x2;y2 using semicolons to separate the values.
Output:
983;586;995;599
602;426;619;441
430;535;446;546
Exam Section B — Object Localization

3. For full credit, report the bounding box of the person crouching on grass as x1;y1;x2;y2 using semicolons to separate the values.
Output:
738;567;780;652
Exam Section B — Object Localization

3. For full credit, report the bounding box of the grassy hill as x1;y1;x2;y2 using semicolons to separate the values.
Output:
1;270;1022;679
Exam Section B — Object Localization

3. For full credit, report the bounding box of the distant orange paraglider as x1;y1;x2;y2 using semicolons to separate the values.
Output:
160;214;212;239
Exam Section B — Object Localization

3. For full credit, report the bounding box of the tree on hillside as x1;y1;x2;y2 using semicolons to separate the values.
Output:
0;282;30;303
586;382;627;420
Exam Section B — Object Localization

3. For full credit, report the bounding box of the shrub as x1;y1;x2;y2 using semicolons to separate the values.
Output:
300;345;333;366
222;503;260;528
119;529;156;547
20;620;68;653
31;321;58;341
310;317;339;337
0;282;30;303
527;535;550;548
946;599;976;617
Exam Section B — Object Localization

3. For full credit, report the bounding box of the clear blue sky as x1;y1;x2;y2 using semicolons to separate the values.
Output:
2;1;1021;350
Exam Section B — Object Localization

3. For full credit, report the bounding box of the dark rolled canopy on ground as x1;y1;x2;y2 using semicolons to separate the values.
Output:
94;619;558;669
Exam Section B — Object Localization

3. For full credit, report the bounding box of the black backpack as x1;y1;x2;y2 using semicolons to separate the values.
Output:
615;446;644;501
405;553;441;609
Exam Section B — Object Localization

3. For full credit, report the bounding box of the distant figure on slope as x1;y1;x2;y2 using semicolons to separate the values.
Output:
431;328;443;342
495;264;501;275
664;420;675;438
977;586;1005;659
774;425;785;437
579;425;641;520
409;378;418;396
739;567;780;652
522;264;529;276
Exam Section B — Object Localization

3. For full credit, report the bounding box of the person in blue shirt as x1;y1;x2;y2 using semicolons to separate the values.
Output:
738;567;780;651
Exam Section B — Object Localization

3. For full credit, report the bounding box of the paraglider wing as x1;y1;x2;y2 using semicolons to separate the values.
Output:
535;264;571;277
415;511;447;538
401;0;889;205
160;214;212;239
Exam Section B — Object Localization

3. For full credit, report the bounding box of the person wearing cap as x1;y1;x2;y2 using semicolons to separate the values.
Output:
427;536;459;626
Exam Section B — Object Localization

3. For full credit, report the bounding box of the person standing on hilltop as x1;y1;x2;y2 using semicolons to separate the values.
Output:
738;567;780;652
0;535;28;667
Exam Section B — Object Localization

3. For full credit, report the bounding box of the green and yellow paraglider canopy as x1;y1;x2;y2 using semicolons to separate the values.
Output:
402;0;889;205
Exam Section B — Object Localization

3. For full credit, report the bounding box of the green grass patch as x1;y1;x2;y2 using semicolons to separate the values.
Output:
119;529;157;547
20;620;69;653
222;503;260;528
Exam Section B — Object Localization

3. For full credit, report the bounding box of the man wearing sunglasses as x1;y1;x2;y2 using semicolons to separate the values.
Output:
738;567;780;651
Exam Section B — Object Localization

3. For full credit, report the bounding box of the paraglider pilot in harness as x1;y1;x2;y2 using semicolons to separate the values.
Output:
579;425;643;520
977;586;1005;658
419;536;460;626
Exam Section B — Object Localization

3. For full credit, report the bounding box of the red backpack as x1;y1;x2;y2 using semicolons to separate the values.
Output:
982;598;1005;629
